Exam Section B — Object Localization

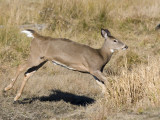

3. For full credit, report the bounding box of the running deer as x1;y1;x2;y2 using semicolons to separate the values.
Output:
4;29;128;102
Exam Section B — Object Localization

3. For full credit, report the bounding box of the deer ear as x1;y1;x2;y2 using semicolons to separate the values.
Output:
101;29;111;38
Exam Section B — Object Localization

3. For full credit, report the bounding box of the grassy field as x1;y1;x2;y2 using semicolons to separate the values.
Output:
0;0;160;119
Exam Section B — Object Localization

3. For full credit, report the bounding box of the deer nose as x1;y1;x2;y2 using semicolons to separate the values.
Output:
124;45;128;49
122;45;128;50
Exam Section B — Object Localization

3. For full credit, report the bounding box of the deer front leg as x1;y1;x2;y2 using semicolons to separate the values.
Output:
90;70;108;94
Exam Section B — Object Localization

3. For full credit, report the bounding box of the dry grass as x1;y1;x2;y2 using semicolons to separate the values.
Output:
0;0;160;119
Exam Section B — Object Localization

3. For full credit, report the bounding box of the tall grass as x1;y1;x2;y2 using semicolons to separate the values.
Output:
86;56;160;119
0;0;160;118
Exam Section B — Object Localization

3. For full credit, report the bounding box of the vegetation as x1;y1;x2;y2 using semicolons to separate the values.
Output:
0;0;160;119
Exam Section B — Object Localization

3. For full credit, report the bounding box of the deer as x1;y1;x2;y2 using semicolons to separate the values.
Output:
3;28;128;102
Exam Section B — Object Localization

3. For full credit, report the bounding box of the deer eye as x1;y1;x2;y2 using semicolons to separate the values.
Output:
114;39;118;43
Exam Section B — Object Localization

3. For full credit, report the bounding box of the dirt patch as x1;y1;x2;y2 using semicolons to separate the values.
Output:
1;90;160;120
1;65;160;120
0;90;94;120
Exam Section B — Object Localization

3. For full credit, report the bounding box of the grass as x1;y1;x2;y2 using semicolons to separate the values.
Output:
0;0;160;119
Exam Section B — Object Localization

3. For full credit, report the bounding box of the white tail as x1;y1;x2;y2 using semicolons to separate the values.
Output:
21;30;34;38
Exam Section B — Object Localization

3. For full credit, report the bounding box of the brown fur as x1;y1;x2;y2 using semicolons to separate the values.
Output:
4;29;128;101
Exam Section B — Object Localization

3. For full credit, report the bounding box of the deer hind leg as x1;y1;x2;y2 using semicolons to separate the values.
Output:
4;63;28;92
14;61;47;101
4;58;40;92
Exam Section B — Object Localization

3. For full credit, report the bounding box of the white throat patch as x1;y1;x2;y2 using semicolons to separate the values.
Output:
110;49;114;53
21;30;34;38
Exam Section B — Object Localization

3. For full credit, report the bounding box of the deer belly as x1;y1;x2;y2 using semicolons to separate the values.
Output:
52;61;75;70
52;60;88;72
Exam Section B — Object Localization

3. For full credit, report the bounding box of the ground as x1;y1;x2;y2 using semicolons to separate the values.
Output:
1;64;160;120
1;91;160;120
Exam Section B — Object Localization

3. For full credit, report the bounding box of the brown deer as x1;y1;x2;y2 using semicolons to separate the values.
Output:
4;29;128;102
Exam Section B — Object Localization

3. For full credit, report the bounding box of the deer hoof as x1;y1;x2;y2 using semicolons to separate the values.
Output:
2;90;7;97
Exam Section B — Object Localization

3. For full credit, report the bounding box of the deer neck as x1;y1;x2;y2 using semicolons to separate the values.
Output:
99;40;113;62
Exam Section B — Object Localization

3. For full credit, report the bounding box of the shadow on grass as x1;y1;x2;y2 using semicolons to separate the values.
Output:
19;90;95;106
